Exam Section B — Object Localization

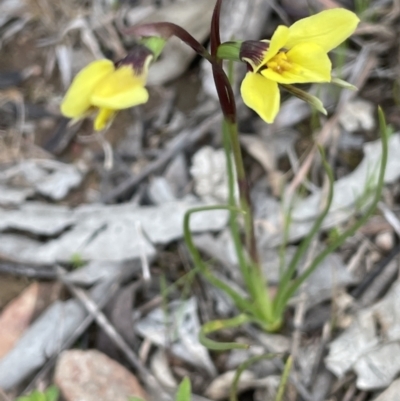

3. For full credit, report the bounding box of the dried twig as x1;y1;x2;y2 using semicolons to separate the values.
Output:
23;275;124;393
0;262;57;280
351;243;400;301
0;388;11;401
56;266;166;398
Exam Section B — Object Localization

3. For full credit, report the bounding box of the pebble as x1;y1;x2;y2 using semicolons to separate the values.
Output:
375;230;394;252
55;350;148;401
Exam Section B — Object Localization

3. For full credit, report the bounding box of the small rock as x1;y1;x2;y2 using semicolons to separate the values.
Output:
205;370;255;400
257;332;290;354
0;185;34;206
254;375;281;401
148;177;176;205
375;230;394;252
164;153;188;198
354;343;400;390
150;349;177;390
338;98;375;133
190;146;237;203
55;350;148;401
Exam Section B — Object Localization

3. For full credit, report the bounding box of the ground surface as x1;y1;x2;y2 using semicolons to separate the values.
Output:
1;0;400;401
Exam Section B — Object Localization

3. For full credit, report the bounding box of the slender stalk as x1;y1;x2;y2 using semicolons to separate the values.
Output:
226;121;259;265
213;5;271;327
209;0;259;266
222;120;251;287
222;123;275;327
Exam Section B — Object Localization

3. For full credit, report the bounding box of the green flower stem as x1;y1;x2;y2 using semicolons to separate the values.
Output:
209;2;259;267
224;117;275;328
226;121;259;266
222;59;264;319
221;60;276;330
222;120;251;288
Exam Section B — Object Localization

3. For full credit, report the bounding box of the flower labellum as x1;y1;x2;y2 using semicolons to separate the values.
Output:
61;43;153;131
239;8;360;124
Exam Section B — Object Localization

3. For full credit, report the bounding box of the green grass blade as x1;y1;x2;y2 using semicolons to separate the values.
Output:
275;146;334;314
176;377;191;401
275;356;293;401
281;107;389;306
199;314;251;350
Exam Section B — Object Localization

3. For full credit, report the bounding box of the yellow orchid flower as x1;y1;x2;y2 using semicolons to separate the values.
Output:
61;45;153;131
240;8;360;124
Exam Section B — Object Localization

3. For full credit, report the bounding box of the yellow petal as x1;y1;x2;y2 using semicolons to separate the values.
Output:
91;65;149;110
259;25;290;69
262;43;331;84
61;60;115;118
240;72;280;123
285;9;360;52
94;108;116;131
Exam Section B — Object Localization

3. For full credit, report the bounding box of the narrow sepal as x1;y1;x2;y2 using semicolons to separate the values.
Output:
331;77;357;91
281;84;327;115
211;0;223;57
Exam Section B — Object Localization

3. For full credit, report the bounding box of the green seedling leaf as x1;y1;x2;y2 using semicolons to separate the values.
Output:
176;377;191;401
70;253;85;269
30;391;45;401
17;387;59;401
44;386;59;401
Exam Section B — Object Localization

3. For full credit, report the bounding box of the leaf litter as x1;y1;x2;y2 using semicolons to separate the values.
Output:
1;0;400;400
